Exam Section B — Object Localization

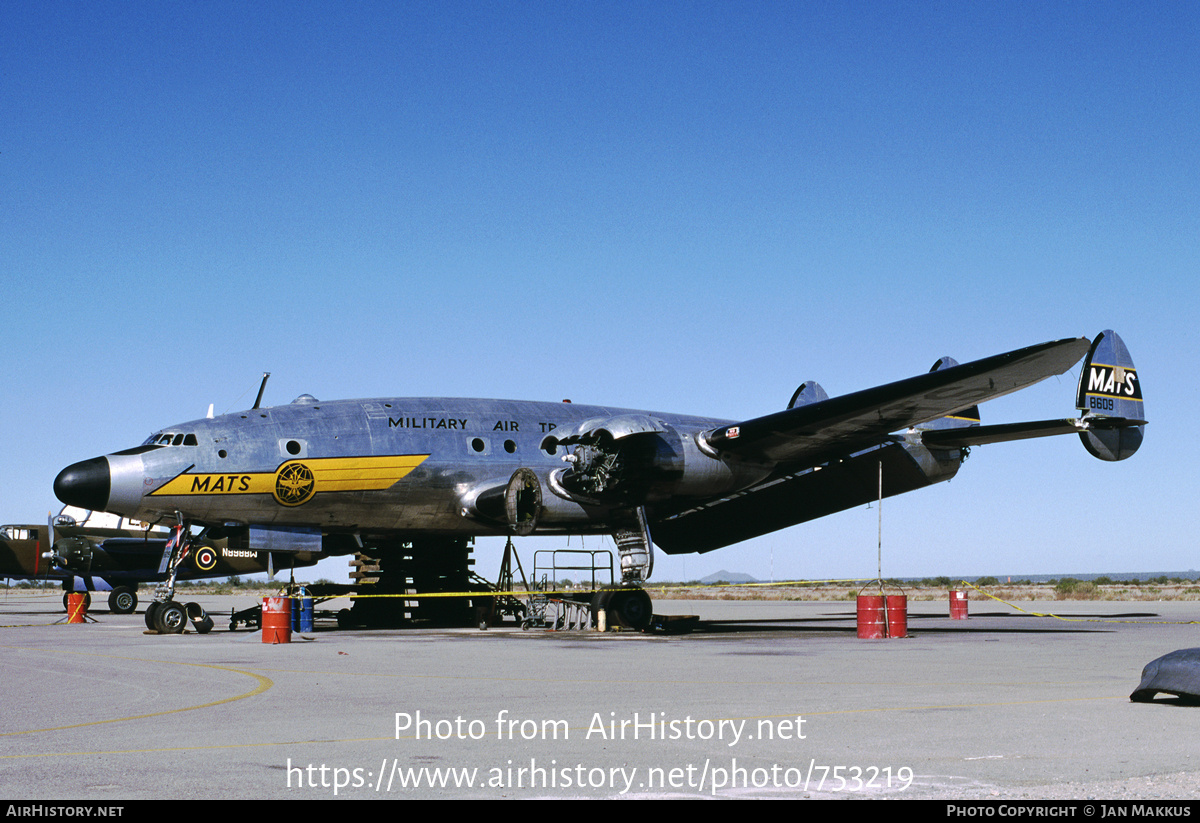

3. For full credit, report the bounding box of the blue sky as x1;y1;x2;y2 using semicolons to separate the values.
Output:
3;2;1196;583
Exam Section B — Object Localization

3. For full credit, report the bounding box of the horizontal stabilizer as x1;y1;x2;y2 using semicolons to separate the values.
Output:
922;417;1146;449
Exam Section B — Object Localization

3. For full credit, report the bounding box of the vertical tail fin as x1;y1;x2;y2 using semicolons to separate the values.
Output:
918;356;981;433
1076;330;1144;461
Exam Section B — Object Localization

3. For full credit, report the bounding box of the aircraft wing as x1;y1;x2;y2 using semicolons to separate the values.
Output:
701;337;1092;467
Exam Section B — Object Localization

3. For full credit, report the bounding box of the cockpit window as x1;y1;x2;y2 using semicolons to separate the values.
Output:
141;432;199;447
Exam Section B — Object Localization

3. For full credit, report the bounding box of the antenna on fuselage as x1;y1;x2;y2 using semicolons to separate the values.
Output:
252;372;271;410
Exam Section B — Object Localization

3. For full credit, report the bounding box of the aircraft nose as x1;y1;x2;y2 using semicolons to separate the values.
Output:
54;457;111;511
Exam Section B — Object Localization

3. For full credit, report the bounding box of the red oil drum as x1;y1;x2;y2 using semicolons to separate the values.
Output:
949;589;969;620
885;594;907;638
262;596;292;644
857;594;885;638
67;593;87;624
857;594;907;639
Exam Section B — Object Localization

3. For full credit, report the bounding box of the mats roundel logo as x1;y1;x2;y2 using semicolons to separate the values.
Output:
274;462;316;507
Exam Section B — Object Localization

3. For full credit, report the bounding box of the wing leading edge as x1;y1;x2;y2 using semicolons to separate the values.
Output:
700;337;1092;467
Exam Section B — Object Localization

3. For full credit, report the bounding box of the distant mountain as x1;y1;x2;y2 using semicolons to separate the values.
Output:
699;570;759;584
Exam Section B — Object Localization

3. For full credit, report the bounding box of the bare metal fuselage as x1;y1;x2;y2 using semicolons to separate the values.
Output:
102;398;738;532
67;395;957;551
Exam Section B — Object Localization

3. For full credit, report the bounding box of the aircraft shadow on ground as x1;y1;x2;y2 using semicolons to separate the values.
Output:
687;609;1158;636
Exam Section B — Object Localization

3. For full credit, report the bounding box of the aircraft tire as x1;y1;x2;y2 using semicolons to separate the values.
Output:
62;592;92;612
109;587;138;614
336;608;355;630
154;601;188;634
607;588;653;631
144;601;161;630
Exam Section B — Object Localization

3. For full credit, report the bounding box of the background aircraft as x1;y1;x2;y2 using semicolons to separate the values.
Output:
0;506;320;614
53;331;1143;632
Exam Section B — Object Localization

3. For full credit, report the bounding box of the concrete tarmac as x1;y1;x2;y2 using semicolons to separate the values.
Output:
2;591;1199;800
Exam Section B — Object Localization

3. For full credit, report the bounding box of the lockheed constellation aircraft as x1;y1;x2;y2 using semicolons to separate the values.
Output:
53;331;1144;633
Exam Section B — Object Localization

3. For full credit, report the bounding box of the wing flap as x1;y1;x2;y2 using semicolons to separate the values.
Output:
703;337;1091;466
652;441;935;554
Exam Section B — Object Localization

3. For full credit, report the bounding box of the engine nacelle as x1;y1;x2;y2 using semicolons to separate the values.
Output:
46;537;97;573
551;416;767;506
460;471;597;532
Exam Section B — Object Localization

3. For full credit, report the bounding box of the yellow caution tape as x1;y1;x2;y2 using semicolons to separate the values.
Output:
957;580;1200;625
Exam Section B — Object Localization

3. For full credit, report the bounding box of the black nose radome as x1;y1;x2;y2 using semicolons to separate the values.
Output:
54;457;111;511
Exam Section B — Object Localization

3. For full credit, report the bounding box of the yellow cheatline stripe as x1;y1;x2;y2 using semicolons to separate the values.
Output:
0;646;273;738
151;454;429;497
308;456;428;490
310;455;426;472
151;472;269;497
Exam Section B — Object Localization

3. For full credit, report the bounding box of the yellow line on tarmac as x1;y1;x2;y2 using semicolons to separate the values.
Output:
0;736;374;760
0;644;273;737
